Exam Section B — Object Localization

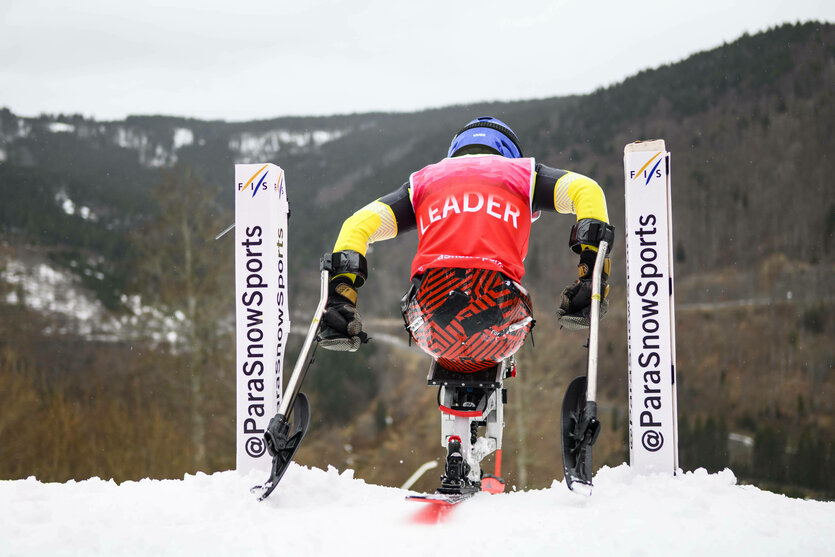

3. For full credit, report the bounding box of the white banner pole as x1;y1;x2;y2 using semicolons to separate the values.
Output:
624;140;679;474
234;163;290;474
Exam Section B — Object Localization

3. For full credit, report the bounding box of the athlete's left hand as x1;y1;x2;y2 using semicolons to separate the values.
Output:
556;249;610;330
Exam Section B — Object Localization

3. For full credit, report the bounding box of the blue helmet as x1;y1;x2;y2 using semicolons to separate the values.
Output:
447;116;523;158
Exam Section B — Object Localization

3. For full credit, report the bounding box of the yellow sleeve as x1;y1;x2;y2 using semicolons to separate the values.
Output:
553;172;609;223
333;200;399;256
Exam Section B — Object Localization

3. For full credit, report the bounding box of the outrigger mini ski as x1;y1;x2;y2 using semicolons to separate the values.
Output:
251;263;331;502
561;235;612;495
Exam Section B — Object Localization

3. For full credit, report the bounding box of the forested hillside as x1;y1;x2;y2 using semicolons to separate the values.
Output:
1;22;833;498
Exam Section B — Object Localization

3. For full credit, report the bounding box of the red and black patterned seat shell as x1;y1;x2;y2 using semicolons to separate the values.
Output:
404;268;533;372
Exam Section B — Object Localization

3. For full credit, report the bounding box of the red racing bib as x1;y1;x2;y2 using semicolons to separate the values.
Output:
409;155;535;282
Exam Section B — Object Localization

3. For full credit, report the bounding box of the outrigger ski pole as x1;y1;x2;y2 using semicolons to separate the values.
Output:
251;263;331;502
561;234;612;496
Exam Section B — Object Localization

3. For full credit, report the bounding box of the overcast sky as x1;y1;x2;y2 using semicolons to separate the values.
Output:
1;0;832;122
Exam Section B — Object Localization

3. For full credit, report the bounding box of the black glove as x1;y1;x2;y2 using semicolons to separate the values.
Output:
556;248;611;330
319;276;368;351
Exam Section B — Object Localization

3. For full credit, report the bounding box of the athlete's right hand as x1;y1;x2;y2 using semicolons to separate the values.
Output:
319;276;368;351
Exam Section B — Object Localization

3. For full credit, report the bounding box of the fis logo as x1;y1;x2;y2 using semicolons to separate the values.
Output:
630;151;664;186
277;173;286;198
238;164;270;198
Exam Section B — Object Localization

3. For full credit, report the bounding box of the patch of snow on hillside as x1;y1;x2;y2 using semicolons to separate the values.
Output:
16;119;31;138
48;122;75;133
1;256;187;345
113;127;174;167
58;193;75;215
54;190;98;221
173;127;194;149
114;126;148;150
2;259;101;322
311;129;344;145
147;144;170;167
230;128;346;162
119;293;188;346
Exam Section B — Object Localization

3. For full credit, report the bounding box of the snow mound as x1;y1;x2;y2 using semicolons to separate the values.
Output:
1;464;833;557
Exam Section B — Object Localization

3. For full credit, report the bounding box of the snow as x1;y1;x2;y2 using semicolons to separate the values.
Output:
112;127;172;167
59;194;76;215
2;259;101;322
114;126;146;150
0;116;340;169
47;122;75;133
230;128;347;162
1;464;832;557
1;256;188;345
54;190;98;221
16;119;31;138
172;127;193;149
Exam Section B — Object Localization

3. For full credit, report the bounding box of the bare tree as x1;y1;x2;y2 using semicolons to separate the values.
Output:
132;164;233;471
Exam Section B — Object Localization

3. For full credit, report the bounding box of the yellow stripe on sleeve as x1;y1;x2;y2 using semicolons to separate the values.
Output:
553;173;576;213
333;200;399;256
555;172;609;223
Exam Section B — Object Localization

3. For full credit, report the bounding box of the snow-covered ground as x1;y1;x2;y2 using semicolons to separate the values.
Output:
2;464;832;557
